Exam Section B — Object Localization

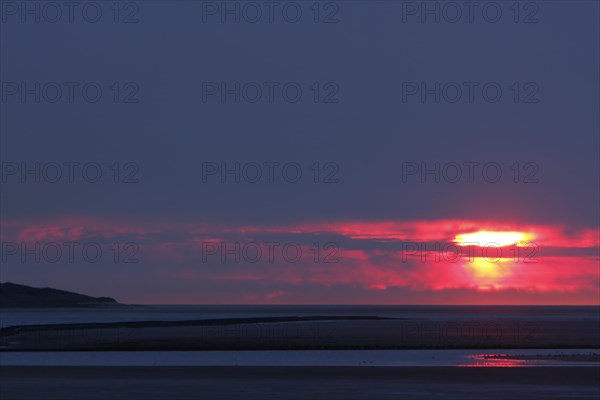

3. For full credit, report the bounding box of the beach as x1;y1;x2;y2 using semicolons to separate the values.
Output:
1;306;598;399
2;366;599;400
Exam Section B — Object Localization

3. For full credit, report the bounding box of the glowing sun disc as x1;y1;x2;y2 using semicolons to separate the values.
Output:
454;231;534;247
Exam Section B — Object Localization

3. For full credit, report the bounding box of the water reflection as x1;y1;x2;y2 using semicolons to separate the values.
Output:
460;352;600;367
1;349;598;367
461;354;529;367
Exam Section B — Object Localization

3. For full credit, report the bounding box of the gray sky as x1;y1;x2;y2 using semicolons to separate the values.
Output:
1;1;598;304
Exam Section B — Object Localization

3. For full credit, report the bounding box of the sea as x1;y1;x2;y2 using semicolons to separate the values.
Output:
0;305;598;367
1;305;597;328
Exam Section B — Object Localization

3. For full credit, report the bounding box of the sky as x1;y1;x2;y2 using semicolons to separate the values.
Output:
0;1;599;304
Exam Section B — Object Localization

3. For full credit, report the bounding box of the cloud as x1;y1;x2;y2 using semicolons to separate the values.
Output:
1;216;598;304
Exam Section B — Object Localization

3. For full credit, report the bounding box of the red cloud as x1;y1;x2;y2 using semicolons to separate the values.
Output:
2;216;598;304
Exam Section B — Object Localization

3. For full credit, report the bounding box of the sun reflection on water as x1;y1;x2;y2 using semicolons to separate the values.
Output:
460;354;529;367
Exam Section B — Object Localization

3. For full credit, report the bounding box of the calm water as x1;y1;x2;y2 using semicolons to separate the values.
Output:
1;349;599;367
1;306;598;368
1;305;598;328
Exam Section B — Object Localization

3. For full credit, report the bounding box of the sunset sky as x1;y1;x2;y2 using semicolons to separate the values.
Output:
1;1;598;304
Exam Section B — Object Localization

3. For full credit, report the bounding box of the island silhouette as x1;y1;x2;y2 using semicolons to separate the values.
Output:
0;282;120;308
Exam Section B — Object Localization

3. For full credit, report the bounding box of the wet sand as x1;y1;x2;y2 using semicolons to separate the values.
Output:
1;366;598;400
1;316;599;350
2;310;598;399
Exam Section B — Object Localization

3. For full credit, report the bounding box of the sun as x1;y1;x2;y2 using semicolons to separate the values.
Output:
452;230;536;290
466;257;510;278
453;231;535;247
462;257;516;291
